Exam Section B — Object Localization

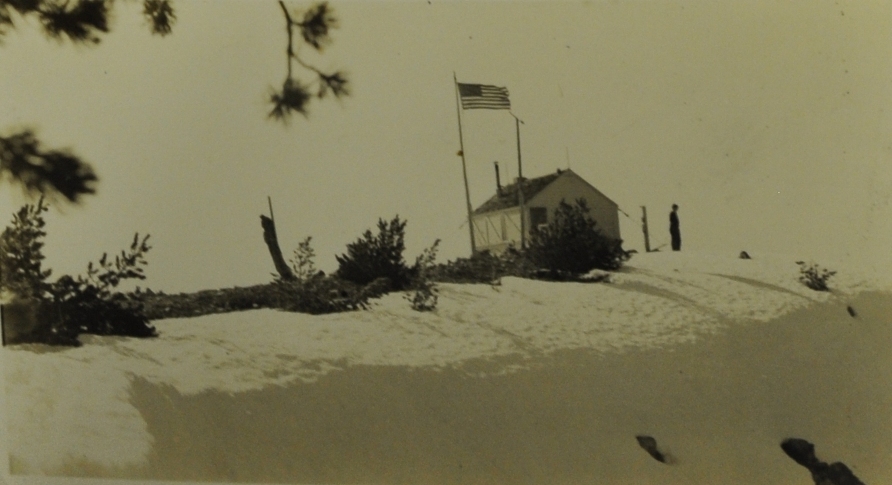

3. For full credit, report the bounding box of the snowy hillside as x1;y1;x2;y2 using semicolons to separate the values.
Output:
3;251;892;484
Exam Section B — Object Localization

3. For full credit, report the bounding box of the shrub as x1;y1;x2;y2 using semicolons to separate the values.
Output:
289;236;318;282
137;285;277;319
336;215;413;290
46;233;155;338
796;261;836;292
526;199;627;278
135;276;391;320
272;274;389;314
406;239;440;311
0;197;52;300
0;201;156;345
432;248;533;284
252;233;390;315
49;279;155;338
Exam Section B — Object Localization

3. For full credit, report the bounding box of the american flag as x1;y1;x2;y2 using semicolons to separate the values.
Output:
457;83;510;110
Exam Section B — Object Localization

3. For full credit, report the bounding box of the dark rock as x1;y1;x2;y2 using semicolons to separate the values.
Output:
635;435;668;464
780;438;866;485
847;305;857;318
739;251;751;259
782;438;819;468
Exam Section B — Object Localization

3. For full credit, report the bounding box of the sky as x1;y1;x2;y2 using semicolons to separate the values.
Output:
1;0;891;293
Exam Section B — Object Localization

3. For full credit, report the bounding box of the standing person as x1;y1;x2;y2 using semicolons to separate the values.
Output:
669;204;681;251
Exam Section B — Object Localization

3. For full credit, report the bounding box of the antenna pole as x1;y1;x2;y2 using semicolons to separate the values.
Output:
512;113;525;249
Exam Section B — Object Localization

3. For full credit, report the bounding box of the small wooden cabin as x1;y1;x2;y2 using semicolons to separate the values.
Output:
471;168;620;254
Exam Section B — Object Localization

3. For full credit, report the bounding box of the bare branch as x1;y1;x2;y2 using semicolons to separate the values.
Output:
278;0;294;79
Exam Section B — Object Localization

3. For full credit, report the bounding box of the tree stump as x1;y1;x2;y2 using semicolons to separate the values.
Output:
260;215;295;281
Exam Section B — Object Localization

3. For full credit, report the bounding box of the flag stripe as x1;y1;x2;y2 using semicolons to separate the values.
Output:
458;83;511;110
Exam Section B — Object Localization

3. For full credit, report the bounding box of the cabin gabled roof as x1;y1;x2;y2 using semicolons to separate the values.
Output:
473;170;563;215
473;168;618;215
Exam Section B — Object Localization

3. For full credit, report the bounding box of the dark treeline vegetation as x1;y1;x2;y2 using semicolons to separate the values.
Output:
136;215;435;320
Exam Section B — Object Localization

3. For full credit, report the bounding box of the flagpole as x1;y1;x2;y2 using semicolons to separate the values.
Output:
454;72;477;255
511;113;525;249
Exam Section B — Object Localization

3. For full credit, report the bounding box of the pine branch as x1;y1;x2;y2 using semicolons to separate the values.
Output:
0;129;98;203
0;0;177;44
269;0;348;121
142;0;175;36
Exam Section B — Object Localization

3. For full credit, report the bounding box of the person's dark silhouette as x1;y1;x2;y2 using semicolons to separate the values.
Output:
669;204;681;251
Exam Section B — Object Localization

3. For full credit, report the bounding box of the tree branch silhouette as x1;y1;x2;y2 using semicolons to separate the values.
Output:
0;0;176;44
2;1;350;204
1;0;176;203
268;0;349;121
0;129;98;203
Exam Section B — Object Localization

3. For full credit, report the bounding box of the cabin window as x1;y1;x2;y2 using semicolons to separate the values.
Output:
529;207;547;230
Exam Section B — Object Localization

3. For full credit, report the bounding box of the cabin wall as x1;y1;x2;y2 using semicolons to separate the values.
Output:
527;173;621;240
472;207;522;253
471;171;622;255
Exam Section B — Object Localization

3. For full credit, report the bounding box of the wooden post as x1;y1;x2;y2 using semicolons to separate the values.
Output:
261;196;295;281
641;206;651;253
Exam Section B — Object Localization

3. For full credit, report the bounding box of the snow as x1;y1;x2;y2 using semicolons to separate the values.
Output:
2;251;891;483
